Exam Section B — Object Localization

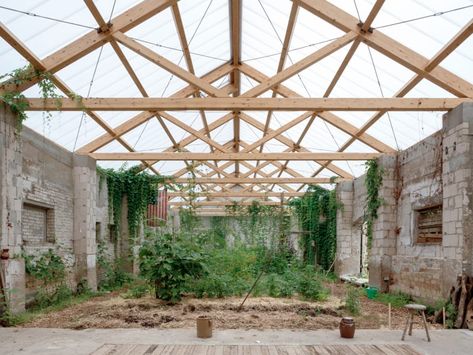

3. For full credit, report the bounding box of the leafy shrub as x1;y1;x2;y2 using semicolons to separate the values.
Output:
139;232;205;302
296;267;328;301
345;286;362;315
24;249;66;283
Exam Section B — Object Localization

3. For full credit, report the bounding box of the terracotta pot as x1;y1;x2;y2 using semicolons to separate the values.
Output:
0;249;9;260
196;316;212;338
339;317;355;338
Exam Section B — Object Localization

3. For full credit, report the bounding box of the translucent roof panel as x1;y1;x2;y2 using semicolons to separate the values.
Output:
0;0;472;188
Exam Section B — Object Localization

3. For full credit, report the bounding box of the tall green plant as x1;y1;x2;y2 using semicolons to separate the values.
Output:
364;160;384;248
291;186;339;270
139;232;205;301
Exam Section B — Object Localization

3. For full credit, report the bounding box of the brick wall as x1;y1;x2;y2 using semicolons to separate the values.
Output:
22;204;47;244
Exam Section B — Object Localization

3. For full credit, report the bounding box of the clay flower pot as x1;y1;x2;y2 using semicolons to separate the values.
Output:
196;316;213;338
0;249;9;260
339;317;356;338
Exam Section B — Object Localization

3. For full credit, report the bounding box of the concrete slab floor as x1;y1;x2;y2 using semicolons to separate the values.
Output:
0;328;471;355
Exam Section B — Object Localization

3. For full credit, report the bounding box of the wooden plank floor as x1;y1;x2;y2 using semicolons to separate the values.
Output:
92;344;421;355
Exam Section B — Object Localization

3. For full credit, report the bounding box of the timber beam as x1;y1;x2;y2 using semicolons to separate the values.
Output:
168;192;306;198
172;177;343;184
24;98;470;111
89;152;381;161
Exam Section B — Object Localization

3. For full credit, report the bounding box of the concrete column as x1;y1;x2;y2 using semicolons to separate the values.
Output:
369;155;397;291
0;103;25;313
72;154;97;291
335;181;360;276
442;103;473;283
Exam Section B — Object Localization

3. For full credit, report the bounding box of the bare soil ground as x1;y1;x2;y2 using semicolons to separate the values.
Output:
21;283;442;330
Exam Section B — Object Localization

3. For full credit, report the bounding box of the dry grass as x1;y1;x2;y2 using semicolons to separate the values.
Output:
19;283;443;330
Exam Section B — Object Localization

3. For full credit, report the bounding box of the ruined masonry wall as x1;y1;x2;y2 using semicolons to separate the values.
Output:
335;103;473;302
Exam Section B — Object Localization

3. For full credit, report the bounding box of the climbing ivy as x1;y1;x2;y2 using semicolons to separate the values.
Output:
290;185;339;271
364;159;384;248
0;65;63;130
226;201;292;249
97;166;171;239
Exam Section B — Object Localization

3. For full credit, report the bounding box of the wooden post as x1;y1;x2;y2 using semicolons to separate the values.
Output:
388;303;392;329
443;307;446;329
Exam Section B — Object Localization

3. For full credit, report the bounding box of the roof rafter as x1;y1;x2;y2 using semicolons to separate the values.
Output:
76;63;233;153
310;17;473;180
171;2;222;178
0;0;176;94
254;0;299;178
0;21;161;174
298;0;473;98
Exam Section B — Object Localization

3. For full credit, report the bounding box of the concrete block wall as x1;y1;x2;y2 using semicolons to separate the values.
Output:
73;155;98;291
335;103;473;302
0;103;25;313
335;181;359;276
0;104;122;312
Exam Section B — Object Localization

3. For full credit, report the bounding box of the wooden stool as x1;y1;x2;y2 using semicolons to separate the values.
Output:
401;304;431;342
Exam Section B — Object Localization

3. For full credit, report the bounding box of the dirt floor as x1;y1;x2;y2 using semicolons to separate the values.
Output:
21;283;443;330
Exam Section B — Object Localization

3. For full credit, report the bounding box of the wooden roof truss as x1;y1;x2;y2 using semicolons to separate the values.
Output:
1;0;472;206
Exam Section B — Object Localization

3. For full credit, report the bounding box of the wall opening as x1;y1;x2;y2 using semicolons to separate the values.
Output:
415;204;442;244
22;202;55;244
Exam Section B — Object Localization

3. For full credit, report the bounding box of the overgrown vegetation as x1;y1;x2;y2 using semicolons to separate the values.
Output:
96;237;133;291
0;65;63;130
345;286;362;315
139;232;205;302
1;249;99;326
226;201;292;250
22;249;72;309
291;185;339;270
97;166;171;239
139;224;330;302
364;160;384;248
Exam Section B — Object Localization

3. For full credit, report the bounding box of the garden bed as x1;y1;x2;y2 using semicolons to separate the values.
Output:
19;283;442;330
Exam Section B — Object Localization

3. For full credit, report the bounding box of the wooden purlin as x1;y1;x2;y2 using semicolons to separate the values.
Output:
172;177;341;184
24;97;470;111
89;152;382;161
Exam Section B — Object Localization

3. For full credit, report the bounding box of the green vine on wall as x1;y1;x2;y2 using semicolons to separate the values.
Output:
290;185;339;271
0;65;63;130
97;166;171;239
226;201;292;250
364;159;384;248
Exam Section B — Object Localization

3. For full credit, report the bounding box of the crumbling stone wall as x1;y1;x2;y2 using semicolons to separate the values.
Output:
335;103;473;302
